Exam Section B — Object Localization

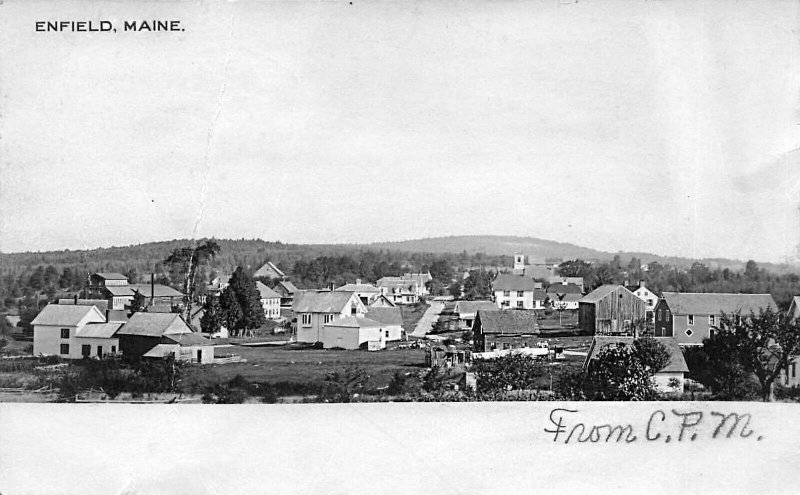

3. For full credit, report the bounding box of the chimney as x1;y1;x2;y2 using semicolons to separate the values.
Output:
329;282;335;292
639;280;645;288
356;279;361;285
151;273;155;304
74;294;78;304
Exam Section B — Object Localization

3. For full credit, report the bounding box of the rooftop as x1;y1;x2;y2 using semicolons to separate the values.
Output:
584;336;689;373
115;312;192;337
293;291;359;313
661;292;777;316
30;304;105;327
493;274;538;292
475;310;540;335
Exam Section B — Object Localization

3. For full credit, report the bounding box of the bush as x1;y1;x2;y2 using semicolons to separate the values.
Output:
473;354;544;395
387;371;407;395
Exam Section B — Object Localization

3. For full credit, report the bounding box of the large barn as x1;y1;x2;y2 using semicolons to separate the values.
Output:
579;285;646;335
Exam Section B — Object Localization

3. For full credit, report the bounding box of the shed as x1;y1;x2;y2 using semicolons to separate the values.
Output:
579;285;646;335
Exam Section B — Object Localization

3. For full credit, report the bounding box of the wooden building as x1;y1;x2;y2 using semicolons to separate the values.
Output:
578;285;646;335
472;310;540;352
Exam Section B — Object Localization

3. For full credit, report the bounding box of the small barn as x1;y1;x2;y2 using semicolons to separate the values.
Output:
116;312;214;363
472;310;540;352
320;316;386;350
579;285;646;335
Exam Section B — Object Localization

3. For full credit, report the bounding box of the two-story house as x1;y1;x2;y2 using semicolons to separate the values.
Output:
626;281;659;320
492;274;538;310
376;277;420;305
31;303;124;359
654;292;778;346
256;281;281;319
292;290;367;343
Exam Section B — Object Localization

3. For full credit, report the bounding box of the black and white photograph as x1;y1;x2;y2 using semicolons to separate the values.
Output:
1;0;799;493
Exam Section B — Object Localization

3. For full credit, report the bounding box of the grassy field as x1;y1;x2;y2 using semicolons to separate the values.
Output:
182;345;428;391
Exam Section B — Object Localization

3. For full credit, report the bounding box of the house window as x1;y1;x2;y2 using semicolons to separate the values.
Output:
82;345;91;357
688;315;694;325
657;310;662;321
324;314;335;324
516;301;524;309
301;314;312;326
61;328;70;339
385;330;389;338
666;311;671;322
60;343;69;355
517;291;524;297
647;299;653;306
709;315;716;326
503;291;510;297
685;328;693;337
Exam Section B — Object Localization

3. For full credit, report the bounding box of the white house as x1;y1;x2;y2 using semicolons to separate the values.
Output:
31;303;122;359
376;277;420;305
627;281;659;319
253;261;286;280
365;306;404;341
256;281;281;319
492;274;538;310
336;280;382;306
292;291;367;343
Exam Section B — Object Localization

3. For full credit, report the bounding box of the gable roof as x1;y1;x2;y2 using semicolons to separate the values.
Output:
275;280;298;295
546;283;582;295
336;283;381;293
102;284;184;298
292;291;360;313
660;292;777;316
492;274;538;292
475;310;540;335
75;322;124;339
115;313;192;337
256;281;281;300
580;285;628;303
454;300;498;316
376;277;419;291
93;272;128;281
368;294;397;307
31;304;105;327
584;336;689;373
365;307;403;326
548;293;582;303
324;316;384;328
254;261;285;279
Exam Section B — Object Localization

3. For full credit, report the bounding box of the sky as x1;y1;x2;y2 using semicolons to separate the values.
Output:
1;0;799;262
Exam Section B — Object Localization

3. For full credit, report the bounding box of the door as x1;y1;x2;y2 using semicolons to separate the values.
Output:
97;346;103;357
197;349;202;363
81;345;91;358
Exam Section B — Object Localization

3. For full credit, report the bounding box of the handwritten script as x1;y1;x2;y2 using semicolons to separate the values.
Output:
544;408;763;444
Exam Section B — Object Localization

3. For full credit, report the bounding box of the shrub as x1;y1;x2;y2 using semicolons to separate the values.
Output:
387;371;407;396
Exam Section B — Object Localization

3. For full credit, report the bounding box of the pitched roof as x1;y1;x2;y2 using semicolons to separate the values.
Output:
580;285;627;303
324;316;384;328
336;283;381;293
93;272;128;280
548;293;582;303
660;292;777;316
163;332;212;346
31;304;105;327
106;310;129;323
142;344;179;358
546;283;582;294
57;299;110;312
584;336;689;373
368;294;397;307
75;322;124;339
292;291;358;313
256;281;281;300
454;301;499;316
276;280;298;294
492;274;538;291
102;284;184;298
365;307;403;326
475;310;540;335
115;313;192;337
376;277;418;291
254;261;285;279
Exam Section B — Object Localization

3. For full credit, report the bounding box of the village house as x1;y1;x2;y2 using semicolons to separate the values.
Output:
654;292;778;346
292;290;367;343
189;306;229;339
402;272;433;296
533;289;547;310
579;285;646;335
115;312;214;363
472;310;540;352
88;273;184;311
204;274;230;299
256;281;281;319
31;303;123;359
335;279;382;306
626;280;659;320
583;336;689;394
274;280;299;307
368;294;397;308
545;283;582;310
453;300;498;331
376;277;420;305
253;261;287;280
492;274;538;309
87;272;130;298
320;316;388;350
365;306;404;341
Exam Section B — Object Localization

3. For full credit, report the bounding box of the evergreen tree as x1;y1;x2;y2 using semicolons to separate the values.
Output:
130;292;148;313
229;266;267;333
199;296;225;335
220;286;243;336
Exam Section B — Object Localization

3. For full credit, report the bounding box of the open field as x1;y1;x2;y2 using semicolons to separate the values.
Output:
182;344;428;391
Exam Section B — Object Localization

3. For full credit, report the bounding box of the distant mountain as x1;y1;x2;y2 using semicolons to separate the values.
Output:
366;235;800;274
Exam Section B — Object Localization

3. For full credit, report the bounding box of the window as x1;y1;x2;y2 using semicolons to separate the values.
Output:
324;314;335;324
60;343;69;355
385;330;389;338
61;328;70;339
301;314;312;326
657;310;662;321
688;315;694;325
517;291;524;298
82;345;91;357
666;311;671;322
503;291;510;297
97;346;103;357
647;299;653;306
516;301;524;309
685;328;693;337
709;315;716;326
